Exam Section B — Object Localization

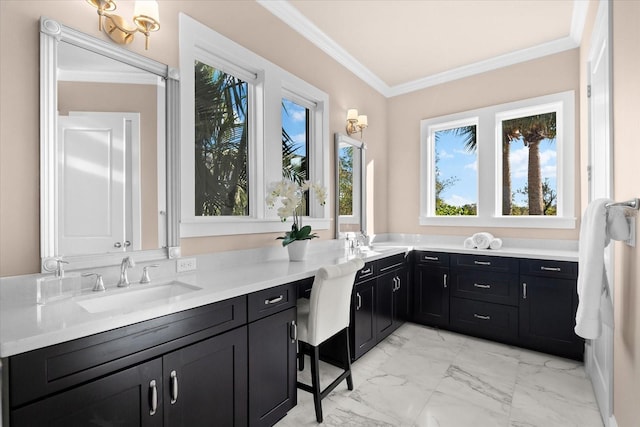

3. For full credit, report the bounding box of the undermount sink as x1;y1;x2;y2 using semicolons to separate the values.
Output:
75;280;201;314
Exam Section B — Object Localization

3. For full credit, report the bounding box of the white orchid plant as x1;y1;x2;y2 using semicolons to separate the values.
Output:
266;179;327;246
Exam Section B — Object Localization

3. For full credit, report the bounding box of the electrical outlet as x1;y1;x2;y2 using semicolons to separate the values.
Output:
176;257;197;272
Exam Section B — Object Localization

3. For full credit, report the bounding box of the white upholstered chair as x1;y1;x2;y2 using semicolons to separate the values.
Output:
296;258;365;423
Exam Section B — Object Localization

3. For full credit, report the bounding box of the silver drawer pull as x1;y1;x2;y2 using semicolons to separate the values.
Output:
265;295;284;305
474;314;491;320
523;282;527;299
424;256;439;261
540;266;561;272
443;273;448;288
473;283;491;289
149;379;158;415
170;370;179;404
474;260;491;266
360;268;372;275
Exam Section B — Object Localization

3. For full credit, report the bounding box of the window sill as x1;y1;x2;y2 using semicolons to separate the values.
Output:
419;215;577;229
180;217;331;238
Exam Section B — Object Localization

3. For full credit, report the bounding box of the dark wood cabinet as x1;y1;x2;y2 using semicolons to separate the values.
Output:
351;277;377;360
519;259;583;360
12;326;249;427
12;358;163;426
248;307;297;427
376;267;409;341
413;252;450;328
164;327;248;427
247;281;301;427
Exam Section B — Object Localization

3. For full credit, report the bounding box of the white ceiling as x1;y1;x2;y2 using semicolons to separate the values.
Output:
258;0;588;97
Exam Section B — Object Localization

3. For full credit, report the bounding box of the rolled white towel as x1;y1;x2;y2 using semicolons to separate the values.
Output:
472;232;494;249
606;206;630;241
464;237;475;249
489;238;503;250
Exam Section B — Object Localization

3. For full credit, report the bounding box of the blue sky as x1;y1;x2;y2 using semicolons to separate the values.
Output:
436;131;556;207
282;99;307;159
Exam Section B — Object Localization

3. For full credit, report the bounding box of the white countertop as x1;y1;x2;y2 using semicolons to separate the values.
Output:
0;235;578;358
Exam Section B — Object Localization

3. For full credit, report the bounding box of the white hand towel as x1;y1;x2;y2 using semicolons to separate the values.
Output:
606;206;630;241
575;198;611;340
489;238;502;250
471;232;493;250
464;237;475;249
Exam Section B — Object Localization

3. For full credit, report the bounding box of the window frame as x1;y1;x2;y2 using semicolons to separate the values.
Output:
420;91;576;229
179;14;330;237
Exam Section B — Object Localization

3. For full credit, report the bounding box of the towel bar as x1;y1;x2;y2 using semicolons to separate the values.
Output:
605;198;639;210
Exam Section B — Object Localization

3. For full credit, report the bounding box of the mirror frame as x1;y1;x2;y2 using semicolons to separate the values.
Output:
39;17;181;272
334;133;366;238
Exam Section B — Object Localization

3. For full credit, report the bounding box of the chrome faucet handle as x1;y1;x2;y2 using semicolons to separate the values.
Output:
82;272;105;292
54;258;69;278
117;257;136;288
140;264;160;284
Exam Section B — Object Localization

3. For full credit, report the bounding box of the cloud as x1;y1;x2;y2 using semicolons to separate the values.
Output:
454;148;474;156
290;110;306;122
291;132;306;144
445;194;474;207
464;160;478;172
508;146;556;180
437;149;454;159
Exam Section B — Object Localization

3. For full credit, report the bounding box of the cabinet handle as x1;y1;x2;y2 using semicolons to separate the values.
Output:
443;273;448;288
356;292;362;310
360;267;372;277
540;266;561;272
395;276;401;291
522;282;527;299
149;379;158;415
473;283;491;289
170;370;179;404
264;295;284;305
290;320;297;343
474;260;491;266
423;256;439;261
114;242;122;248
474;313;491;320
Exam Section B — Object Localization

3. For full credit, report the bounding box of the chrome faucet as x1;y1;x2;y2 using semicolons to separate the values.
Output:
117;257;136;288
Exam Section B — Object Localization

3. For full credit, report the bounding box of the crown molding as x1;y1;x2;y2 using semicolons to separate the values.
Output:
259;0;589;98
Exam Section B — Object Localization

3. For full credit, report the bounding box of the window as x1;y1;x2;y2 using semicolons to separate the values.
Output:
420;91;575;228
338;144;354;216
179;14;329;237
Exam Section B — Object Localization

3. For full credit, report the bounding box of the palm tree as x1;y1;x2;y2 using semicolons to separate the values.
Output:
503;113;556;215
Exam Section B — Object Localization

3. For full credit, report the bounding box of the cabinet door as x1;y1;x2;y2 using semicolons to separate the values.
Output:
376;271;396;341
248;307;297;427
351;278;376;360
12;358;163;426
164;326;248;427
520;275;583;360
413;265;449;327
393;267;410;323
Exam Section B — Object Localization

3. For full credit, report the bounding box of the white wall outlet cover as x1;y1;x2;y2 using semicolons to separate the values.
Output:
176;258;197;272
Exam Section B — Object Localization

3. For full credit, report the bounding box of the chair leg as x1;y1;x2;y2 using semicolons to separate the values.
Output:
310;345;323;423
344;328;354;391
298;342;305;371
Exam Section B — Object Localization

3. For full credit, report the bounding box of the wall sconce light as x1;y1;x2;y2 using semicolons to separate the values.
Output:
346;109;368;137
86;0;160;50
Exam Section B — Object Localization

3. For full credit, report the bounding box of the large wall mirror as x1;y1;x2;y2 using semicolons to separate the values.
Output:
40;18;180;271
335;133;366;238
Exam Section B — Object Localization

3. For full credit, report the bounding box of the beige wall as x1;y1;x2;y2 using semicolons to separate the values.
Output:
0;1;388;276
612;1;640;426
386;50;581;240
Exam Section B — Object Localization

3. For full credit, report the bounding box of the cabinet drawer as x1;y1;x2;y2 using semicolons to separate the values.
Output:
450;297;518;342
378;253;406;274
452;254;518;273
355;261;376;283
450;271;519;306
9;296;247;407
248;282;297;322
414;251;449;266
296;276;315;300
520;259;577;279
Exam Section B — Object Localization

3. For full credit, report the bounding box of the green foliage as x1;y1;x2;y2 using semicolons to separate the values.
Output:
277;224;318;247
338;146;354;215
510;178;558;216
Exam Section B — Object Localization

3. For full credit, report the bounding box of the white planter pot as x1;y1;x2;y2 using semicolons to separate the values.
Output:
287;239;309;262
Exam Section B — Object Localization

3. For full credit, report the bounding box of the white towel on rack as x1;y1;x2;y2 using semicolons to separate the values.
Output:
606;205;630;241
575;199;612;339
471;232;493;250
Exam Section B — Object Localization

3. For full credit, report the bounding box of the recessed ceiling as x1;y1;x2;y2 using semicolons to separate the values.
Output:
259;0;588;97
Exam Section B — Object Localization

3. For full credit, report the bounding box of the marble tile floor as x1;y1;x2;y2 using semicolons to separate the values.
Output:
276;322;603;427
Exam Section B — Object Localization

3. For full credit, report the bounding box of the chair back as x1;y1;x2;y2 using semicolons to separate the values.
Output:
306;258;365;346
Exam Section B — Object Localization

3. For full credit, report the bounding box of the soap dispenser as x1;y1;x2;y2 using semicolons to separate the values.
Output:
37;259;81;305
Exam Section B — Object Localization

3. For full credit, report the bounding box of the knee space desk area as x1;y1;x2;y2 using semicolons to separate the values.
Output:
0;240;580;426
